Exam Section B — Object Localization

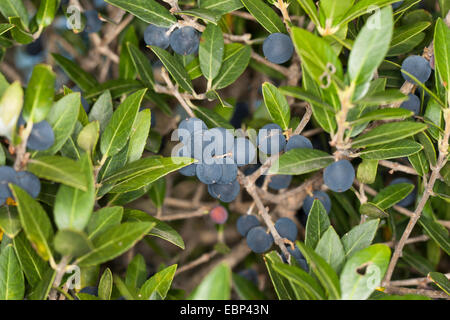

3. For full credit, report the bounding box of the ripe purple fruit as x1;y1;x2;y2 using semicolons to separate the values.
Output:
0;166;19;204
285;135;313;152
27;120;55;151
233;137;256;167
287;245;309;272
268;175;292;190
262;33;294;64
208;179;240;203
170;27;200;56
209;206;228;224
144;24;171;49
16;171;41;199
401;55;432;84
274;217;298;242
257;123;286;155
324;160;355;193
84;10;102;34
236;214;260;237
400;94;420;116
303;190;331;215
246;226;273;253
196;162;223;185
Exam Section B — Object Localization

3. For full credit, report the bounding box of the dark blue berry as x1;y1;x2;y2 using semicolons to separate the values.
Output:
25;38;44;56
303;190;331;215
179;163;197;177
230;102;249;129
0;166;19;201
401;55;432;84
217;162;238;184
204;127;234;159
196;162;223;185
84;10;102;34
208;179;240;203
288;246;309;272
246;226;273;253
324;160;355;193
178;117;207;142
79;286;98;296
81;96;90;113
285;135;313;152
27;120;55;151
263;33;294;64
275;217;297;242
16;171;41;199
268;175;292;190
144;25;171;49
400;94;420;116
233;137;256;167
244;164;265;187
170;27;200;56
257;123;286;155
236;214;260;237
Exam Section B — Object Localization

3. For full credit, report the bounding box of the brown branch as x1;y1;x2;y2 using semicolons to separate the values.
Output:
383;110;450;285
176;250;218;275
48;256;71;300
159;207;208;221
383;286;449;299
390;273;450;287
379;160;419;176
251;51;290;76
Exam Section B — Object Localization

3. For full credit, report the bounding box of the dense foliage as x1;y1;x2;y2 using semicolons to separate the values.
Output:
0;0;448;301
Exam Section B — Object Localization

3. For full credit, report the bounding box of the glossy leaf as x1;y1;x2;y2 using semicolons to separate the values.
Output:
262;82;291;130
140;264;177;300
240;0;285;33
305;200;331;249
341;219;379;258
359;139;423;160
212;43;251;90
52;54;98;92
199;24;224;81
23;64;56;123
0;245;25;300
76;222;154;267
104;0;176;27
189;263;231;300
150;47;194;93
123;209;185;249
27;156;88;191
352;122;428;148
269;148;334;175
10;185;54;261
348;6;393;100
297;242;341;299
100;89;147;157
340;244;391;300
315;226;346;273
103;156;195;193
373;183;414;210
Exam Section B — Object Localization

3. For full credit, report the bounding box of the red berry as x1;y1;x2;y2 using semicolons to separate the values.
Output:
209;206;228;224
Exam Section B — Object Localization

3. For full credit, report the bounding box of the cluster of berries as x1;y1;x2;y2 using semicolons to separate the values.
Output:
144;25;200;56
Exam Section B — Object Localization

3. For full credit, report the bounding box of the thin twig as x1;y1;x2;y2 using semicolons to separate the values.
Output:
383;110;450;285
379;160;419;176
382;286;449;299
